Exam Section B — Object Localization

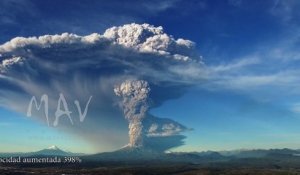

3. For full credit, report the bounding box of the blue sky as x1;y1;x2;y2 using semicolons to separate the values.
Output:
0;0;300;153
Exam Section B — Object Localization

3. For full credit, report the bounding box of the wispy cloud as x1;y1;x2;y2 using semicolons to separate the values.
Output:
0;0;37;25
269;0;300;24
140;0;179;14
208;56;260;72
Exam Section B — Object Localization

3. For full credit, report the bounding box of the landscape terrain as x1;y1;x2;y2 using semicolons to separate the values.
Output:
1;146;300;175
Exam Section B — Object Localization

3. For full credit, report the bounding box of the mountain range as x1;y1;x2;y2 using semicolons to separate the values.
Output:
0;145;84;157
1;146;300;164
80;146;300;164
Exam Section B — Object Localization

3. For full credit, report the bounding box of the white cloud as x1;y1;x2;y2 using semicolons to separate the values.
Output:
103;23;197;61
147;122;187;137
0;23;198;64
0;33;104;53
0;56;24;72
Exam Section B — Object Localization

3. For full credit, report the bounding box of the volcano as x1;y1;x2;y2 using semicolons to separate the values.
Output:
33;145;70;156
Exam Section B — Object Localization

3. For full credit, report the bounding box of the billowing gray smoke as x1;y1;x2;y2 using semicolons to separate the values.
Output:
114;80;150;147
0;23;198;152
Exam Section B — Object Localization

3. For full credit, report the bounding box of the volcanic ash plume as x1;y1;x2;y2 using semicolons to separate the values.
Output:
114;80;150;147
